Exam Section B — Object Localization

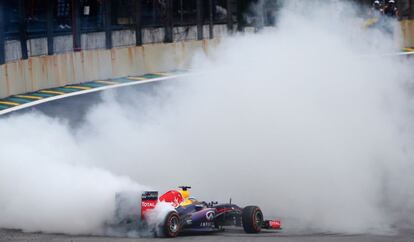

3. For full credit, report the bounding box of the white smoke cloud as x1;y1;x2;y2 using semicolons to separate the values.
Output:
145;202;176;230
0;113;147;234
1;0;414;236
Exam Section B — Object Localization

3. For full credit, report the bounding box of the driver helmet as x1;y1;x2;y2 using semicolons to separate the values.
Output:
179;189;190;200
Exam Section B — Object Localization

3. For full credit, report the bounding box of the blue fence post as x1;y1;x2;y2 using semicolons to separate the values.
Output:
209;0;214;39
47;0;54;55
197;0;203;40
135;0;142;46
0;1;5;64
164;0;173;43
72;0;81;51
226;0;233;33
18;0;28;59
103;0;112;49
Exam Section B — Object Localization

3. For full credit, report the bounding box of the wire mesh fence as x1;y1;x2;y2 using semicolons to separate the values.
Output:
0;0;280;63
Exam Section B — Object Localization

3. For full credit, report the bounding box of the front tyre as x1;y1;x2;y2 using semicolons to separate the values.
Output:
242;206;263;233
162;211;181;238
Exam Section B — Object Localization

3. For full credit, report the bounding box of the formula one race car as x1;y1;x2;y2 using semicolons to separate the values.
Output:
113;186;281;238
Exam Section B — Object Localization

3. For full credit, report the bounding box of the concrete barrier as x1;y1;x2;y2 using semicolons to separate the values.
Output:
0;39;218;99
0;65;8;98
401;19;414;48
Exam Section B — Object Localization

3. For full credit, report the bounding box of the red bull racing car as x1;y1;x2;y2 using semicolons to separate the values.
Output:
114;186;281;238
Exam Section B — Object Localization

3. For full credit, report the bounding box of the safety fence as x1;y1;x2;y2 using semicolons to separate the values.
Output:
0;0;280;65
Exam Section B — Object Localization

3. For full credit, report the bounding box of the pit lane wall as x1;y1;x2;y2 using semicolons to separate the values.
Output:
0;39;220;99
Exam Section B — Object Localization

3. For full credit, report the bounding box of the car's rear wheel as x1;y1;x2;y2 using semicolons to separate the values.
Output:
242;206;263;233
162;211;181;238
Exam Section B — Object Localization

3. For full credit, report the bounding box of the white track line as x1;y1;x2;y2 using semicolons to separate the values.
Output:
0;73;193;116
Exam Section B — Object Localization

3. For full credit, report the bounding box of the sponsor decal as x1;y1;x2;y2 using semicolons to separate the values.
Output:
206;211;215;221
142;191;158;201
141;201;156;207
200;222;213;227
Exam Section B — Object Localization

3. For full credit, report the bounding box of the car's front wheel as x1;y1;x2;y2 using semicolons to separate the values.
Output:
242;206;263;233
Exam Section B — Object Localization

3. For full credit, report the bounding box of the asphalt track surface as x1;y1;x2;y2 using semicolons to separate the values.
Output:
2;228;414;242
2;79;414;242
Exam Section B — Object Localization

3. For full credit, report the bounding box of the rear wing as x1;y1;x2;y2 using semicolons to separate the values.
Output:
141;191;158;219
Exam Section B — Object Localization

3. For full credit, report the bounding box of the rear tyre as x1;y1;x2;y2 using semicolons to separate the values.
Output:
242;206;263;233
162;211;181;238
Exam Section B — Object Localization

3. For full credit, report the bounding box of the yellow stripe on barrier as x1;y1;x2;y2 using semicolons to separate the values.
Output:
404;48;414;52
152;72;168;76
14;95;43;100
0;101;20;106
128;77;146;81
40;90;65;95
65;85;92;90
95;80;117;85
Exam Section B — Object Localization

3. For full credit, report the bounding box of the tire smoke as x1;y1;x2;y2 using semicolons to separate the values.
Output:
0;113;147;234
1;0;414;235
